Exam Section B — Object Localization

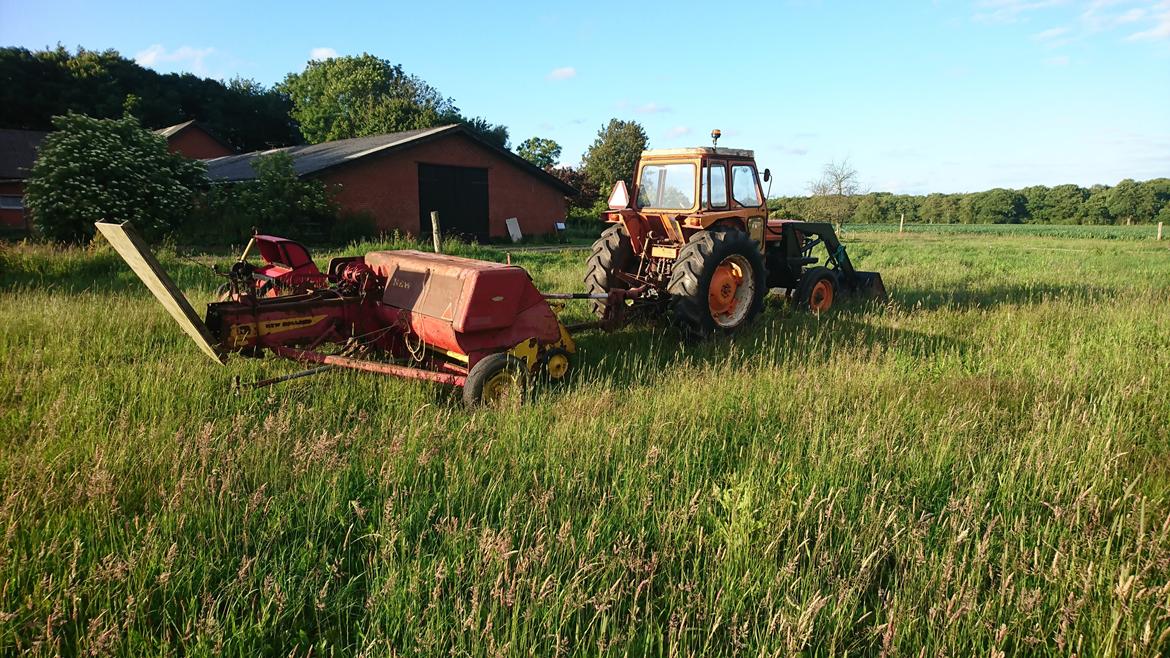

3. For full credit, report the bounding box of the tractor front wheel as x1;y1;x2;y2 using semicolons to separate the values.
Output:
796;266;838;314
464;353;528;407
584;224;635;318
667;229;766;337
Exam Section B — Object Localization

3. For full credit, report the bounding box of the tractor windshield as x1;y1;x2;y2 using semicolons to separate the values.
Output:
637;163;695;210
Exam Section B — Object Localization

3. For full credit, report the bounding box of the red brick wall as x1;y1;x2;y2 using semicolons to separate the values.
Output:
167;128;233;160
0;180;27;230
319;134;567;238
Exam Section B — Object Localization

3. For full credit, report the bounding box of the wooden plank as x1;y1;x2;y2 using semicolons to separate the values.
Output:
95;221;225;364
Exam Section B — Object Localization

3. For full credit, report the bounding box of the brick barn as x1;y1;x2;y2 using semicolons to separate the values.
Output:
204;124;576;241
154;120;235;160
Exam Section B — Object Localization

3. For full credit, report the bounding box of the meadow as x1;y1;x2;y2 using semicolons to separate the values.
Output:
1;226;1168;656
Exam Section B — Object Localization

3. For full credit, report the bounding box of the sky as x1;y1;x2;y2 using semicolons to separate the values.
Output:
2;0;1168;195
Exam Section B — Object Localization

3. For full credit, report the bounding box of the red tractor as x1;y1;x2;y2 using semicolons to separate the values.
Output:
586;133;885;335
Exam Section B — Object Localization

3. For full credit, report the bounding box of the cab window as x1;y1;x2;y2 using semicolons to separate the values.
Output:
702;162;728;209
731;165;761;207
637;163;695;209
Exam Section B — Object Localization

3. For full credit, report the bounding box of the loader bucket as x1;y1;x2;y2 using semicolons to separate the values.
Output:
848;271;888;301
95;221;226;364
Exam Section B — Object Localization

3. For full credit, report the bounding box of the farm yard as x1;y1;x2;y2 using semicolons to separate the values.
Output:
1;225;1168;656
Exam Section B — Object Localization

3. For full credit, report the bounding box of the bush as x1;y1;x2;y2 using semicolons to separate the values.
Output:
188;152;340;244
25;112;205;243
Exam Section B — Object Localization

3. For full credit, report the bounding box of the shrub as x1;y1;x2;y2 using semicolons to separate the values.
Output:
25;112;205;243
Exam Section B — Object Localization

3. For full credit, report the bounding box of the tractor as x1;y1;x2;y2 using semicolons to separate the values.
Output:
585;131;886;335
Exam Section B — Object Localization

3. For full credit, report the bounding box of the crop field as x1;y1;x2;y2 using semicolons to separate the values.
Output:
1;227;1169;656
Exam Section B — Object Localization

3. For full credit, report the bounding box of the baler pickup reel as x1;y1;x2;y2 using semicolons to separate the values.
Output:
96;221;597;407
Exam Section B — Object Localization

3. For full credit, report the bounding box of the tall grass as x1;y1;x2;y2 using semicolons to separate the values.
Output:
1;230;1168;656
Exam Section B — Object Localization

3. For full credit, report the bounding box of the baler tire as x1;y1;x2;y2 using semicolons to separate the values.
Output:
584;224;635;318
464;353;528;408
795;266;838;314
666;229;766;337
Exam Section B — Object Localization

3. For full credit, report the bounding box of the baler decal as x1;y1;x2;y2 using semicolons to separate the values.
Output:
228;314;329;348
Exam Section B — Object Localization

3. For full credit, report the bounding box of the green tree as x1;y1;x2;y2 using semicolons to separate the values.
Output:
1045;184;1088;224
25;112;205;243
582;119;648;193
970;188;1025;223
1106;178;1158;225
0;46;299;151
195;152;339;243
278;54;508;148
517;137;562;170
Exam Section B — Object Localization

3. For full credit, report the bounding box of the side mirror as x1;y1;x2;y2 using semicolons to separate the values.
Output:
762;168;771;183
607;180;632;210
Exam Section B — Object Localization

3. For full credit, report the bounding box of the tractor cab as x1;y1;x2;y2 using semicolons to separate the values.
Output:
606;147;770;234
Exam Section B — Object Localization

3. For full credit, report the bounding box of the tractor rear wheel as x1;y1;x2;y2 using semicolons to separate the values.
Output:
584;224;635;317
464;353;528;407
796;266;838;314
667;229;766;337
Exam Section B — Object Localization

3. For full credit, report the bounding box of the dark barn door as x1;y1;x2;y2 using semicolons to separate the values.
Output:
417;164;490;242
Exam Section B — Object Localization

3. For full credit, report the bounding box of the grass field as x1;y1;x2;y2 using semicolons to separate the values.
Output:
2;227;1169;656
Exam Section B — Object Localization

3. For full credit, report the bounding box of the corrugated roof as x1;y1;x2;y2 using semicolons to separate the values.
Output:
204;124;577;195
0;129;48;180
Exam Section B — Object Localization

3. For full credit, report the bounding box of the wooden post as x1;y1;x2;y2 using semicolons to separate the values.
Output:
1159;222;1164;241
430;211;442;253
899;212;905;234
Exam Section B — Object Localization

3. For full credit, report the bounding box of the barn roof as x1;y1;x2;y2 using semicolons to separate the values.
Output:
203;124;577;195
154;120;235;153
0;129;48;181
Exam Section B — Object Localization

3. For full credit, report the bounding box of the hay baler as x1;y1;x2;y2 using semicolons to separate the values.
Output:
96;221;594;406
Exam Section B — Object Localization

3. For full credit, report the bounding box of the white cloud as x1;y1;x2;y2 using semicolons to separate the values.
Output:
776;146;809;156
974;0;1069;23
1033;25;1071;38
547;66;577;80
134;44;215;75
1125;3;1170;39
635;102;671;114
1045;54;1072;64
309;47;338;61
665;126;691;138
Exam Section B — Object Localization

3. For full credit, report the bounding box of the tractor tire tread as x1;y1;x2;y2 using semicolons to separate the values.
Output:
583;224;633;317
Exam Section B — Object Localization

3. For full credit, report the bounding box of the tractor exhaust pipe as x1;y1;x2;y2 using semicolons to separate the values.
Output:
95;221;226;364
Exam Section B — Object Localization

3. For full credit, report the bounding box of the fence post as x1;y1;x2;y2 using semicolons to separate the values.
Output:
430;211;442;253
899;212;905;234
1159;222;1164;241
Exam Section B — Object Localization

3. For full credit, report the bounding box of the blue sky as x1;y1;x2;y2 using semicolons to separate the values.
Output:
2;0;1167;195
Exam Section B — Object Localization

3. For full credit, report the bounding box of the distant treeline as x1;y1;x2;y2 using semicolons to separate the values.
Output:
769;178;1170;225
0;46;300;152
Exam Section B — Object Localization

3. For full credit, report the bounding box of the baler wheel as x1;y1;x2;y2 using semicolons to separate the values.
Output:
584;224;635;317
796;266;838;314
464;353;528;407
666;229;766;337
539;348;572;381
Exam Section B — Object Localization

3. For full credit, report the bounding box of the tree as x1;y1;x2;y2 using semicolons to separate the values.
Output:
193;152;339;243
970;188;1025;224
548;166;599;213
582;119;648;193
806;159;861;228
278;54;508;148
0;46;299;151
25;112;205;243
517;137;562;170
